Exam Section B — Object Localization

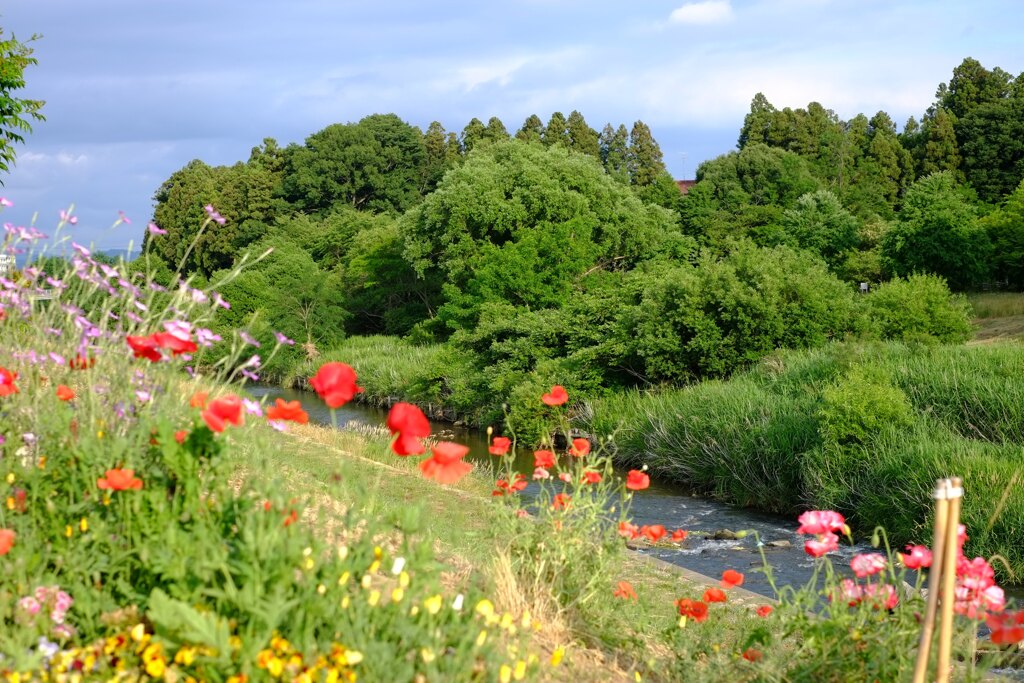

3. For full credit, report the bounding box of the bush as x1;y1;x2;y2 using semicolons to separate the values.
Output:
859;274;973;343
818;367;914;447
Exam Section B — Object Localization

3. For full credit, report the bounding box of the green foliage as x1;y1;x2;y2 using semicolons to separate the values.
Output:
626;120;666;186
282;113;426;214
566;110;600;158
621;243;855;381
0;28;44;179
881;171;990;289
780;190;860;267
959;96;1024;202
599;123;630;183
981;178;1024;287
514;114;544;144
401;140;682;332
859;274;973;343
818;367;913;447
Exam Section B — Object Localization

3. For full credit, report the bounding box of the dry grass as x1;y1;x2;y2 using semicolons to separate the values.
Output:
968;292;1024;319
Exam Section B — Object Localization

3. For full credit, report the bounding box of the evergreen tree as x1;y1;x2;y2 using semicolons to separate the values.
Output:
918;108;961;176
445;132;463;162
600;123;630;183
483;116;510;143
461;118;487;153
627;120;666;186
542;112;569;147
422;121;451;192
738;93;776;148
566;110;600;158
515;114;544;144
938;57;1012;120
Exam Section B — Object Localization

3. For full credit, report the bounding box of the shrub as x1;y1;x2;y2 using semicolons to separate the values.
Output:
859;274;973;343
818;367;914;447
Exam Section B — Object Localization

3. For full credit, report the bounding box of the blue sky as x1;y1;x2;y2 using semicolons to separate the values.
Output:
1;0;1021;252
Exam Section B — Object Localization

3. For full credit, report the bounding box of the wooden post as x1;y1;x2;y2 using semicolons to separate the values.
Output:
936;477;963;683
913;479;951;683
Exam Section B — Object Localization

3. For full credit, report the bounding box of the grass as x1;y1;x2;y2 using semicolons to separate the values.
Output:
968;292;1024;319
231;421;773;682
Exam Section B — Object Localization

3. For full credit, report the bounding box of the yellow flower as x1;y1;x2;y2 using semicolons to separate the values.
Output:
398;571;410;588
550;647;564;667
635;672;642;682
360;574;372;590
409;605;420;617
500;613;514;631
499;664;512;683
424;594;443;615
130;624;147;642
373;546;382;560
343;650;363;666
5;497;12;510
514;660;527;681
229;636;242;651
420;648;435;664
270;636;291;653
144;657;166;678
37;456;46;470
341;596;351;609
474;599;495;619
79;517;88;533
391;587;404;604
4;473;13;484
475;630;488;647
174;646;198;666
338;545;349;561
256;650;274;669
317;584;327;595
303;557;315;571
338;571;350;585
367;560;380;575
267;657;284;678
65;525;73;538
367;590;381;606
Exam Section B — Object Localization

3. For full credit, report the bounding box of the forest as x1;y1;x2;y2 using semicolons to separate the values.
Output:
137;56;1024;434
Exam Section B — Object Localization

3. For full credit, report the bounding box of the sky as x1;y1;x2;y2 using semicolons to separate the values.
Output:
1;0;1022;252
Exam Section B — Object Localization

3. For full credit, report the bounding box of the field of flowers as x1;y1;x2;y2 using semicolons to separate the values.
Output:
0;205;1022;681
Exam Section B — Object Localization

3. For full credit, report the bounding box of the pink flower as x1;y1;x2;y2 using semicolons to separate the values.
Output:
117;210;131;224
850;553;887;579
863;583;899;610
533;467;550;480
796;510;846;535
147;222;167;236
837;578;863;606
804;532;839;558
899;544;932;570
0;198;12;208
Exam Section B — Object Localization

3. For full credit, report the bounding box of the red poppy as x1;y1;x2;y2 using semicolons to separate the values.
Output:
541;385;568;406
0;528;14;556
552;493;571;511
419;441;473;485
310;362;363;408
10;489;26;513
569;438;590;457
755;605;774;618
386;402;430;456
988;610;1024;645
613;581;638;600
0;366;19;397
151;332;197;355
671;529;688;543
190;391;208;408
533;450;556;469
56;384;75;401
489;436;511;456
283;509;299;527
201;395;245;433
618;521;641;539
703;588;727;603
266;398;309;425
642;524;666;543
721;569;745;589
625;470;650;491
675;598;709;623
126;335;162;362
582;470;602;485
174;430;188;444
68;355;95;370
97;468;143;491
742;648;762;662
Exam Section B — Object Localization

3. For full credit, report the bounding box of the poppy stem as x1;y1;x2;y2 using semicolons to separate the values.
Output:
330;408;337;430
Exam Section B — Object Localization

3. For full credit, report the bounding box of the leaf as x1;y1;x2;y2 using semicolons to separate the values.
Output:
147;588;232;663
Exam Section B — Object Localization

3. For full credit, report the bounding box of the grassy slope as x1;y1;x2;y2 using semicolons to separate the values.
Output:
229;421;770;682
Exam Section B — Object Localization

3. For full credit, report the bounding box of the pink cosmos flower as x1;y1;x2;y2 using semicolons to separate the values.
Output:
147;222;167;236
117;210;131;224
0;198;12;207
796;510;846;535
850;553;888;579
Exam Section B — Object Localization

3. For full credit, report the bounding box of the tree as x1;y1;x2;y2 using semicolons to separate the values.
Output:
937;57;1012;120
918;108;961;177
566;110;600;158
282;114;427;214
738;93;776;149
515;114;544;144
599;123;630;183
422;121;451;192
781;190;860;268
461;117;487;153
958;97;1024;202
400;140;682;333
980;179;1024;287
627;120;666;186
0;29;45;179
483;116;510;143
542;112;569;147
881;171;990;290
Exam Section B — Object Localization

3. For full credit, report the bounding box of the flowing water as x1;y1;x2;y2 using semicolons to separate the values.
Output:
250;385;1023;606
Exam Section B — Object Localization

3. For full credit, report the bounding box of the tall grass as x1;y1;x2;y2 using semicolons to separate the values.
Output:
968;292;1024;318
586;341;1024;578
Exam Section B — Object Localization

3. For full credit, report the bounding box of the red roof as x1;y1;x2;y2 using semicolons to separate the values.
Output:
676;180;696;194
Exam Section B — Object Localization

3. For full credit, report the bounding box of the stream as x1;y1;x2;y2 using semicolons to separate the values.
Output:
248;385;1023;608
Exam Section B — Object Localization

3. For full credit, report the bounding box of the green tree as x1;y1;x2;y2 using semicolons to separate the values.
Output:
483;116;510;143
461;118;487;153
980;179;1024;287
566;110;600;158
937;57;1012;120
881;171;990;289
958;97;1024;202
737;93;776;149
422;121;452;192
515;114;544;144
627;120;667;186
918;108;961;177
0;29;45;178
781;190;861;267
282;114;426;214
542;112;569;147
599;123;630;183
400;140;683;333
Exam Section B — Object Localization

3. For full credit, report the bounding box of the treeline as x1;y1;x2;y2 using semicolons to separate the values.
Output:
140;57;1023;431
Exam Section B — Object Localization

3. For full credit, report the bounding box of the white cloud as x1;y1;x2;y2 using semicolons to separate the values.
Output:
669;0;734;25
